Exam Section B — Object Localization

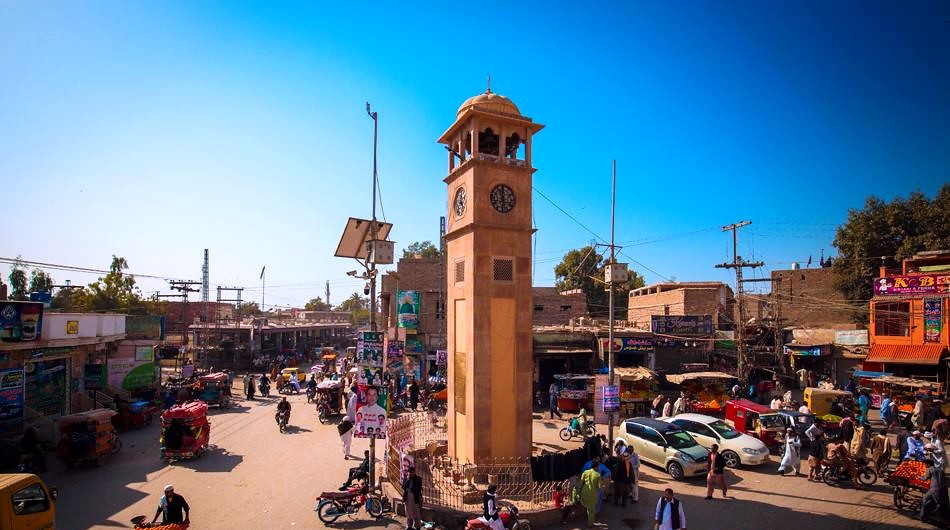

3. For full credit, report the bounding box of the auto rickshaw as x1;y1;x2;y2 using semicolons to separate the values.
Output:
160;400;210;462
128;400;159;428
196;372;232;408
0;473;57;530
724;399;785;449
57;409;121;467
803;387;854;417
316;379;344;424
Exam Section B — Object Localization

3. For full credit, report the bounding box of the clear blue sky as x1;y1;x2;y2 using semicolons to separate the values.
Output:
1;1;947;309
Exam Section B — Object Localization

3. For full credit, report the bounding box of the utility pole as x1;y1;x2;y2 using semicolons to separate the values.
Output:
51;280;82;311
366;101;379;491
325;280;331;308
607;160;618;443
715;221;763;383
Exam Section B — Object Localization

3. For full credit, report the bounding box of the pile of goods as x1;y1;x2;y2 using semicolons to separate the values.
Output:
888;460;930;489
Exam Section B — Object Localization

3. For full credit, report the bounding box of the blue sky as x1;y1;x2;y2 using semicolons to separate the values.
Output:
1;1;947;309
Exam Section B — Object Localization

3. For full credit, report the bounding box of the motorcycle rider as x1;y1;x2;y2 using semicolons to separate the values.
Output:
20;427;46;472
276;396;291;426
307;375;318;400
570;408;590;437
478;484;505;530
289;374;302;394
827;436;861;488
258;374;270;397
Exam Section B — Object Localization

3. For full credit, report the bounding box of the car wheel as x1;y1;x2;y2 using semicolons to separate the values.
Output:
667;461;685;480
721;450;741;468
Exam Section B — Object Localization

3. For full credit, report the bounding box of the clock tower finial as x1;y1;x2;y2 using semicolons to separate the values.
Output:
486;74;491;94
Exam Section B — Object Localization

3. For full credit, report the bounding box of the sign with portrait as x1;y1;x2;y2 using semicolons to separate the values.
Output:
396;290;420;330
354;384;388;439
358;332;384;368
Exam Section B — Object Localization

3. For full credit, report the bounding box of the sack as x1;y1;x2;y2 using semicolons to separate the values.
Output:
338;419;353;436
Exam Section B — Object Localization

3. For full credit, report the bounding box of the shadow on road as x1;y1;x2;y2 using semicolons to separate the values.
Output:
283;425;313;435
171;445;243;472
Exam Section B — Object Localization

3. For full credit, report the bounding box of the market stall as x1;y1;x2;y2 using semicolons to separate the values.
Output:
665;371;736;414
615;366;659;418
554;374;595;414
853;370;892;408
874;376;944;425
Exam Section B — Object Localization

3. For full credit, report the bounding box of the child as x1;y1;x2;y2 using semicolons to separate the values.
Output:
554;484;572;523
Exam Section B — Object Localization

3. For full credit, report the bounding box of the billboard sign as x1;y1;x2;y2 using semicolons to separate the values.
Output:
0;301;44;342
0;368;25;433
875;274;950;296
651;315;713;336
354;384;388;439
107;358;157;390
599;337;654;354
925;298;943;343
396;290;421;331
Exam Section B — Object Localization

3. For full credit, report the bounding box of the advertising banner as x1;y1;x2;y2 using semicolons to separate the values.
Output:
0;301;44;342
387;340;404;359
24;359;68;418
784;345;823;356
358;332;384;368
925;298;943;343
599;337;654;354
0;368;25;433
603;385;620;412
405;336;425;354
436;350;447;366
83;364;105;391
107;358;157;390
651;315;713;336
354;384;388;439
875;274;950;295
396;290;421;330
135;346;154;362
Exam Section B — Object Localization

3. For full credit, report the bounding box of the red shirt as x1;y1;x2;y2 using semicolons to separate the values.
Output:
553;490;565;508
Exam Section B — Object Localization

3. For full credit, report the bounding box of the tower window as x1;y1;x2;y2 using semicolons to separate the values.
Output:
478;128;499;156
505;132;522;159
455;259;465;283
492;257;514;282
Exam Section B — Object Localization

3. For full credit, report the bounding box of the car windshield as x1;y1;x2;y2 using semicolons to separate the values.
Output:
662;430;698;449
708;420;741;439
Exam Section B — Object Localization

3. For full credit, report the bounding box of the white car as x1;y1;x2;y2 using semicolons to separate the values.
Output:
660;413;770;468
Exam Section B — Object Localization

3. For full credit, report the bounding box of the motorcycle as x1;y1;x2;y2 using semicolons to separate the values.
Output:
559;419;596;442
316;484;384;524
259;379;271;398
465;503;531;530
820;456;877;487
277;409;289;433
307;386;317;404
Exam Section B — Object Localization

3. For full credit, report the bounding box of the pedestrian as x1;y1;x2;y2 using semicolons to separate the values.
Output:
614;439;627;457
807;424;825;481
850;421;867;458
581;455;611;513
627;443;640;503
150;485;190;526
857;390;870;425
549;382;562;419
913;396;927;431
905;430;926;461
705;443;727;498
870;429;892;474
920;451;950;523
778;428;802;476
402;465;423;530
340;389;357;459
651;394;664;418
554;483;573;523
670;393;685;416
654;487;687;530
770;395;783;410
578;464;601;528
612;452;633;507
408;378;419;411
880;394;893;428
840;415;855;444
662;398;673;418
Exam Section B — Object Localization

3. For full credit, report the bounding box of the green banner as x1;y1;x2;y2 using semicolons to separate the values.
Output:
396;290;420;330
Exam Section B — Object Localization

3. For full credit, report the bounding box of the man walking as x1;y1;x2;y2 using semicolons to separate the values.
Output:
578;465;601;528
340;388;357;459
654;487;686;530
705;444;727;498
612;452;633;507
402;465;423;530
870;429;892;474
549;382;562;419
628;444;640;503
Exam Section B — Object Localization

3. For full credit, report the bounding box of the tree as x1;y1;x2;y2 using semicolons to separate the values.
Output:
335;293;370;325
402;241;440;259
7;257;28;301
304;297;331;311
832;185;950;320
554;246;645;317
83;255;143;311
29;269;53;293
235;302;261;317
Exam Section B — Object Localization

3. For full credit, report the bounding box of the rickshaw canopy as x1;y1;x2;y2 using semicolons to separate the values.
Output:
58;409;116;425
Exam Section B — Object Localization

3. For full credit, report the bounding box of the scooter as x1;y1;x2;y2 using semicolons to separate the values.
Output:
465;504;531;530
277;409;289;433
559;418;596;442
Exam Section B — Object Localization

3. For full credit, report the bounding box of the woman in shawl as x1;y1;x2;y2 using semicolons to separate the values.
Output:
572;408;589;436
578;465;602;528
778;427;802;476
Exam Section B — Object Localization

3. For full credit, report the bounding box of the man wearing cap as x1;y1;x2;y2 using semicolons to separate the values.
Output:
905;430;926;461
151;485;190;525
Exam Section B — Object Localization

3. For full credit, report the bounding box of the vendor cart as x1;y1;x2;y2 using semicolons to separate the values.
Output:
57;409;121;467
196;372;232;408
554;374;595;414
129;400;159;428
160;401;210;462
886;459;930;512
873;376;944;428
666;371;736;414
614;367;659;418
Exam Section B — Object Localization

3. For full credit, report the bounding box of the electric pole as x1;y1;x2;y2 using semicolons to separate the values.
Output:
715;221;763;383
607;160;617;443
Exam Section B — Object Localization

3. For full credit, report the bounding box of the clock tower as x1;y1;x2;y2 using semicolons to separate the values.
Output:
439;88;543;461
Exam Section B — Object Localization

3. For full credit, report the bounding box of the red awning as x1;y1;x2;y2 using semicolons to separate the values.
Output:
865;344;947;365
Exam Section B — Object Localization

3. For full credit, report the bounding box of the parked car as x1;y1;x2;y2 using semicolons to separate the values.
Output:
0;473;57;530
660;413;770;468
614;417;709;480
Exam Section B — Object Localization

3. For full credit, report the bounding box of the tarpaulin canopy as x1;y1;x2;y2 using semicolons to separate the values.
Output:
666;371;736;385
614;366;658;382
875;375;942;390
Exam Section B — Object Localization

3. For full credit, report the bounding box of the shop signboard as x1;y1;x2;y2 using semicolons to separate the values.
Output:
83;364;105;391
875;274;950;296
0;368;25;433
135;346;154;362
107;358;157;391
784;345;823;356
603;384;620;412
0;301;44;342
599;337;653;355
925;298;943;343
651;315;713;336
24;359;68;418
396;290;421;331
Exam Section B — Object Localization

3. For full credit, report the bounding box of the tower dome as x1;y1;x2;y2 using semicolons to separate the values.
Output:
456;89;521;118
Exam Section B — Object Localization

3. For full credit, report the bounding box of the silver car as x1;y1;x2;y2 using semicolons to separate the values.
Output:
615;417;709;480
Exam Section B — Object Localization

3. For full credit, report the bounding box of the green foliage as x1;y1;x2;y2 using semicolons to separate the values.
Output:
832;184;950;319
29;269;53;293
554;246;646;317
235;302;261;317
304;297;331;311
402;241;441;259
81;255;143;312
335;293;370;324
7;256;28;301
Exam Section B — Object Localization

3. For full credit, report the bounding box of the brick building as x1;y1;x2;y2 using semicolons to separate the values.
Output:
532;287;587;326
627;282;735;331
380;256;447;364
161;301;234;344
770;267;855;327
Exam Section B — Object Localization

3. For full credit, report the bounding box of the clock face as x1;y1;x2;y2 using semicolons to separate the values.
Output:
490;184;516;213
453;187;467;217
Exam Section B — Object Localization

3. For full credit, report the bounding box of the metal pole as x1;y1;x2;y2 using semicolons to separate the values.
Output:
366;102;379;490
608;160;617;442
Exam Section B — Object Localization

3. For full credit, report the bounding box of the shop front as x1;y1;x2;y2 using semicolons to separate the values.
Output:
862;343;948;382
597;335;655;370
784;343;833;380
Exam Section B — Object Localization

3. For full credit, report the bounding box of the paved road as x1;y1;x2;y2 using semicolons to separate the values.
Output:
50;390;935;530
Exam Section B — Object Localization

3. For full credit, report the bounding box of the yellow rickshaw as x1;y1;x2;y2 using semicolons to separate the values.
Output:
803;387;854;417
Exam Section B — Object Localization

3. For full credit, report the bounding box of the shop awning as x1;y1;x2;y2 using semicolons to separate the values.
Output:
665;371;736;384
614;366;658;381
865;344;946;365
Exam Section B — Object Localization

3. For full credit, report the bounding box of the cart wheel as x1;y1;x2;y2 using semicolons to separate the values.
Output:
893;486;904;509
111;438;123;454
95;455;106;467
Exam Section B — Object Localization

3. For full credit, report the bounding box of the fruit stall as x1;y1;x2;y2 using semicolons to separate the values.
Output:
553;374;595;414
665;371;737;414
614;366;659;418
